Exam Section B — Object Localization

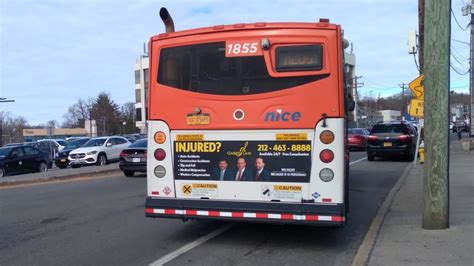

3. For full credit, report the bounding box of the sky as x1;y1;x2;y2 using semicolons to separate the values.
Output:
0;0;471;125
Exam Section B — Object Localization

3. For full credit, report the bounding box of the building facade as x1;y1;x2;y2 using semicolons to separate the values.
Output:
134;55;149;134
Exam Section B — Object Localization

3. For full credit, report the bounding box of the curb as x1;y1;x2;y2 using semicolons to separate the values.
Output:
0;168;122;188
351;162;414;266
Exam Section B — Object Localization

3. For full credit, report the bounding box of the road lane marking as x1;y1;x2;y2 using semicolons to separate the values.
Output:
350;157;367;165
150;223;233;266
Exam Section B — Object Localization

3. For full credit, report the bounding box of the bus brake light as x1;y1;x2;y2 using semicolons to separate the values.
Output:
319;149;334;163
154;148;166;161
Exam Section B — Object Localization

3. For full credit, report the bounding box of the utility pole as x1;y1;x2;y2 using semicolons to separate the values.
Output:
462;1;474;136
399;83;408;120
418;0;425;73
422;0;450;229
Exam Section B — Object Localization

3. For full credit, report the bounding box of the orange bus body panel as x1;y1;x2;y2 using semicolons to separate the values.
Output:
149;23;344;130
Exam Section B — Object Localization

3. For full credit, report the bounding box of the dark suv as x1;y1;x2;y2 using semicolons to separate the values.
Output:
367;121;418;161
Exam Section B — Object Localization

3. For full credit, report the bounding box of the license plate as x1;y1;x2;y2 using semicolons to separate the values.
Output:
383;142;392;147
132;158;141;163
186;114;210;125
60;159;66;162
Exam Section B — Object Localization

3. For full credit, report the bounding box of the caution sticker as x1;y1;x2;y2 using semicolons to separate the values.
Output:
181;183;218;197
176;134;204;141
276;133;307;141
261;185;302;200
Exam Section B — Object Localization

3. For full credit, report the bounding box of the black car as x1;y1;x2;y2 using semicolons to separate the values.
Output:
119;138;147;177
55;138;91;168
367;121;418;161
0;145;52;177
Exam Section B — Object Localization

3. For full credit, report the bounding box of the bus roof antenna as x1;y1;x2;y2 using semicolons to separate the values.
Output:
159;7;175;33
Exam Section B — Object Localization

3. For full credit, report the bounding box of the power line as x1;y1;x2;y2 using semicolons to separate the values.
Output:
450;64;470;75
451;9;470;30
362;77;397;89
451;53;470;66
452;38;470;45
451;45;470;61
413;53;420;72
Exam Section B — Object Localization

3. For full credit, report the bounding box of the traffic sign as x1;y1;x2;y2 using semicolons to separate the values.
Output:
409;74;424;100
409;98;424;117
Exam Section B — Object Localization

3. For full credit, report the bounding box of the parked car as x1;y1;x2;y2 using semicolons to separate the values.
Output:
0;145;52;177
37;139;67;151
122;134;139;143
54;137;91;168
2;143;23;148
347;128;369;150
119;138;147;177
366;121;418;161
68;136;131;167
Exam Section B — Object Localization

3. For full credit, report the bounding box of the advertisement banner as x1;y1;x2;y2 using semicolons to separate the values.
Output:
174;140;312;182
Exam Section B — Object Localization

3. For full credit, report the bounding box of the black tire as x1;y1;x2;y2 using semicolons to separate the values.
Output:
96;154;107;166
405;148;415;162
58;165;67;169
0;167;5;177
367;154;375;161
71;165;81;168
123;170;135;177
38;162;48;173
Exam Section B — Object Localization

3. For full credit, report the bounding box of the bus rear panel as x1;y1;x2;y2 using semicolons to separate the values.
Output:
145;22;348;226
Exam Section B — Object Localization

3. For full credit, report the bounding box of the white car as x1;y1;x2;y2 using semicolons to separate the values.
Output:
68;136;131;167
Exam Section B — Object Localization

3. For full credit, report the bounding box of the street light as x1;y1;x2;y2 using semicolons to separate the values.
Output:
122;121;127;134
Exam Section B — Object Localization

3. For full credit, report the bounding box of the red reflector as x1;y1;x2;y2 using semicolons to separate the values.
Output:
322;198;332;203
154;148;166;161
151;191;160;195
119;151;129;158
145;208;154;214
319;149;334;163
368;135;378;141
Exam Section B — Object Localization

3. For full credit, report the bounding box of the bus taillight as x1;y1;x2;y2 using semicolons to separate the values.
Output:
320;130;335;144
154;131;166;144
319;149;334;163
154;165;166;178
319;168;334;182
154;148;166;161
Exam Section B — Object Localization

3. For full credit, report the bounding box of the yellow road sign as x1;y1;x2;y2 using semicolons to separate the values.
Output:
409;74;424;100
409;98;424;117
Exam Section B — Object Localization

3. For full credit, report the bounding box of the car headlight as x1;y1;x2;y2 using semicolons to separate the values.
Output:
87;151;98;155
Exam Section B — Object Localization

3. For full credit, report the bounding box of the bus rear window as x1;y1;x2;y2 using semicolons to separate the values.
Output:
158;42;325;95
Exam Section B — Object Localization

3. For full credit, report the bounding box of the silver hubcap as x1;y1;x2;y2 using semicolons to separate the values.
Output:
40;164;47;172
0;168;4;177
100;156;105;165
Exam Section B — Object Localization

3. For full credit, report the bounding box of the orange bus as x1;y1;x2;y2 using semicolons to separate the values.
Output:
145;8;354;225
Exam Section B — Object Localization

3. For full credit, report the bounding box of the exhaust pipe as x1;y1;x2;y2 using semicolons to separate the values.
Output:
159;7;175;33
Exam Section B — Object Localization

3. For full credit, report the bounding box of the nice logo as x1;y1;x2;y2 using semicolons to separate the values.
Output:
264;109;301;122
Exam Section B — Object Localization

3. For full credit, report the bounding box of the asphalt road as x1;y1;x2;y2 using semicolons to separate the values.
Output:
0;151;409;266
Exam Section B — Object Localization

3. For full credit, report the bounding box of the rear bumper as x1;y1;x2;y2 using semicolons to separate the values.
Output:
367;145;410;155
119;161;146;172
145;197;346;226
54;158;69;167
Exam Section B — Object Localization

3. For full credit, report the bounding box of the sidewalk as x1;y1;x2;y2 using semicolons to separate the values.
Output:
0;163;121;187
367;140;474;265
